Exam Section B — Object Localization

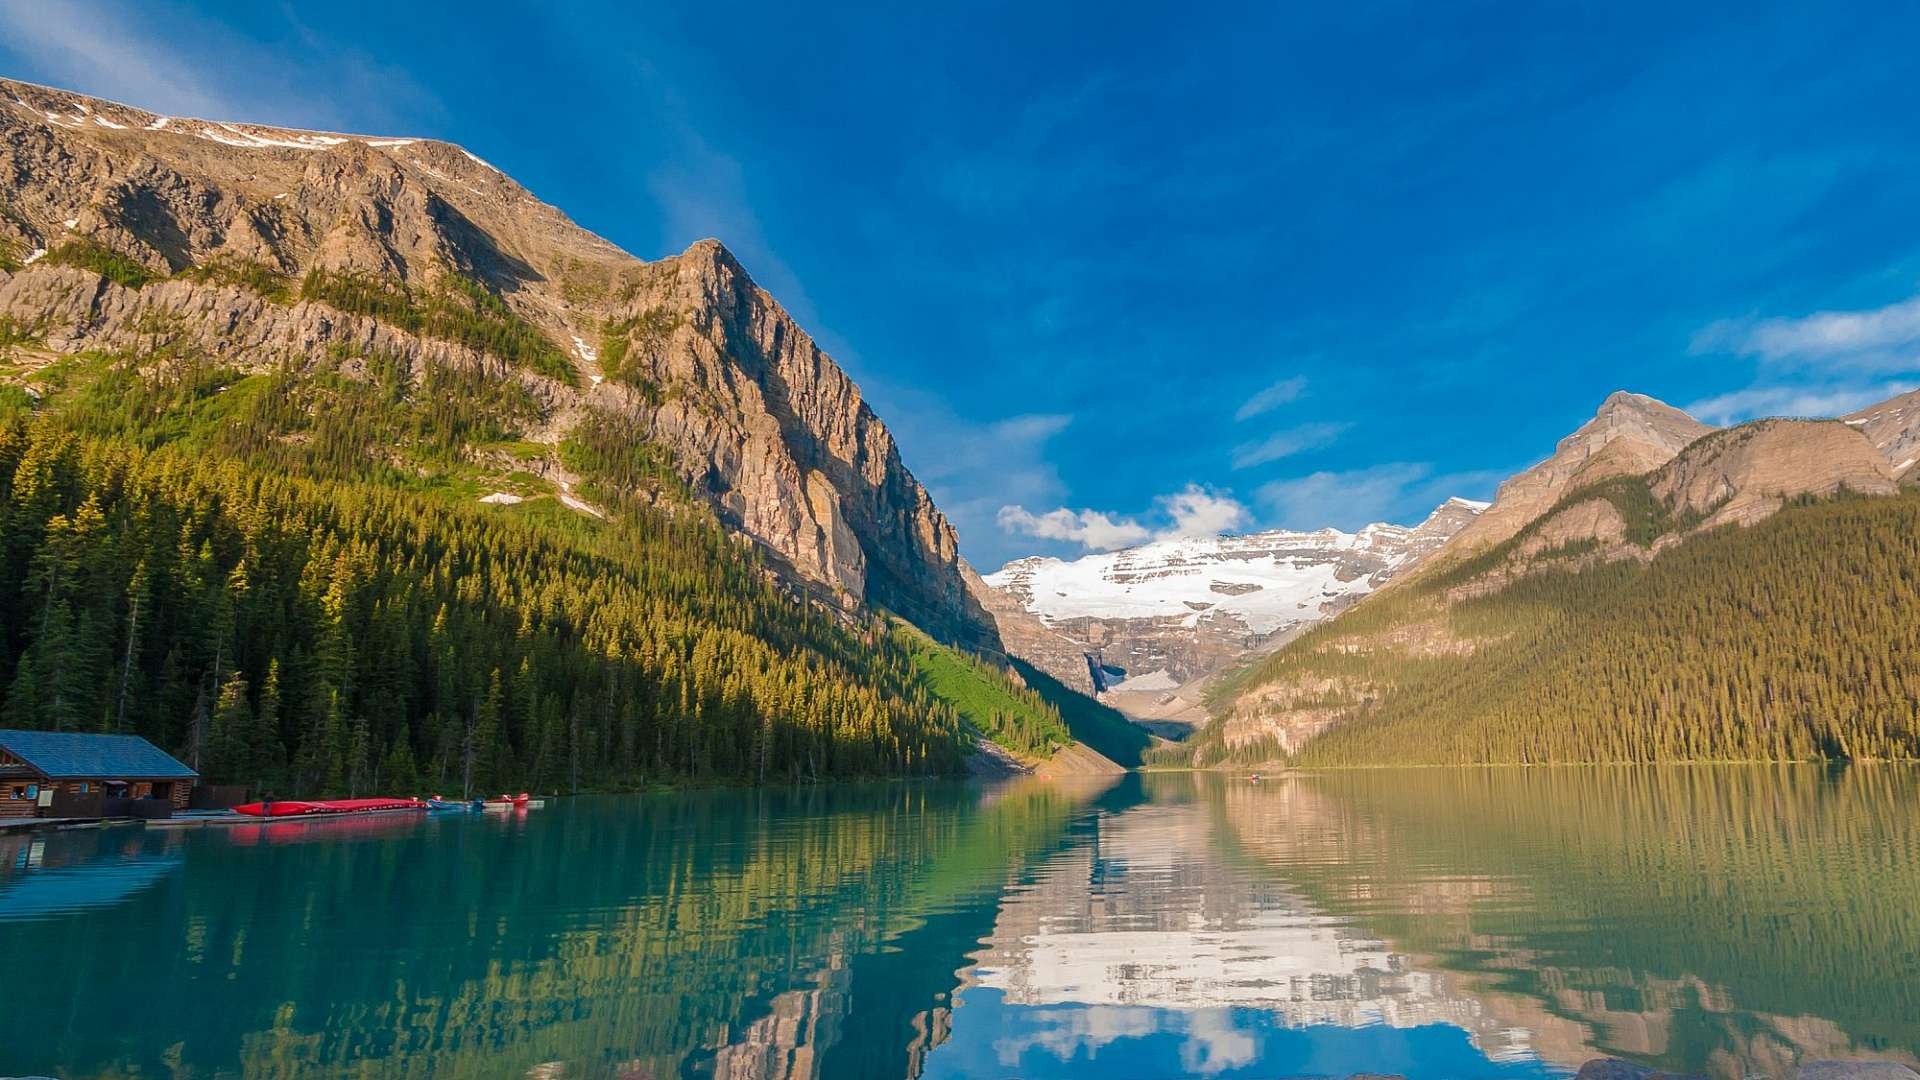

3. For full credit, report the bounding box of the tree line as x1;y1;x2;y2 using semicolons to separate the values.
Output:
1179;486;1920;767
0;419;979;794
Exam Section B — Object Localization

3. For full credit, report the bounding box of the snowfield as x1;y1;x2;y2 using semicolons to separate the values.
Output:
986;498;1486;637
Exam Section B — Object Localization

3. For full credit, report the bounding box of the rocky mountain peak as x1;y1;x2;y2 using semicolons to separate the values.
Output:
1577;390;1712;454
1435;391;1712;557
1414;496;1492;537
0;77;999;653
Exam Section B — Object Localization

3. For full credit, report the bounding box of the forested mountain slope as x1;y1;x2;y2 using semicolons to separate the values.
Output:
0;78;1071;793
0;76;995;650
1191;393;1920;767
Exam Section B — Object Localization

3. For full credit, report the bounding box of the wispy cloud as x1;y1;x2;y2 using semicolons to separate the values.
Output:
889;402;1078;568
648;127;821;328
1683;382;1912;425
1233;376;1308;421
0;0;230;117
1256;462;1505;531
0;0;435;132
1693;292;1920;373
1688;289;1920;425
1230;421;1350;470
998;484;1251;554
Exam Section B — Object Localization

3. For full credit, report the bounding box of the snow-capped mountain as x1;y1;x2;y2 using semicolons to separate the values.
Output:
979;497;1486;701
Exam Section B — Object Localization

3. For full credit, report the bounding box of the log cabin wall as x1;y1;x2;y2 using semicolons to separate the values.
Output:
1;748;42;818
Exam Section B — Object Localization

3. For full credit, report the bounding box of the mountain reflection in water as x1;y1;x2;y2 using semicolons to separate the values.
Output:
928;793;1562;1077
0;767;1912;1079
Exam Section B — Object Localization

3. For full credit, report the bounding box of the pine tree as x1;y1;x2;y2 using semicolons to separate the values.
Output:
205;671;252;783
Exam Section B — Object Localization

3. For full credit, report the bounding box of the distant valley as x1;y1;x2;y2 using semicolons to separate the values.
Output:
975;497;1484;728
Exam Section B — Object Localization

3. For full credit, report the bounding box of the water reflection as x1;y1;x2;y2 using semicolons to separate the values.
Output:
0;827;181;923
1207;767;1920;1078
925;787;1567;1078
0;768;1913;1079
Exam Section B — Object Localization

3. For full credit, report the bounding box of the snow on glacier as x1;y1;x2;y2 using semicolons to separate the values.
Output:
986;526;1410;636
986;498;1485;637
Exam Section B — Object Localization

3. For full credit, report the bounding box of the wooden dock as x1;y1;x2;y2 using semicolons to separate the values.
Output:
0;816;128;835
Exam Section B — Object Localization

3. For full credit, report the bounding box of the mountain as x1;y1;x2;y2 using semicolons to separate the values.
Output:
1194;389;1920;767
0;77;995;651
1433;390;1711;558
979;497;1485;713
1843;388;1920;479
0;77;1088;792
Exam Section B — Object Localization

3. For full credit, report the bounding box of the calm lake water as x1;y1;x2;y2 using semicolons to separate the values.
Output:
2;767;1916;1079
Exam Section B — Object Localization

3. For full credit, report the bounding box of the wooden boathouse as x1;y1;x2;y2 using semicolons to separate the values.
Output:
0;730;198;820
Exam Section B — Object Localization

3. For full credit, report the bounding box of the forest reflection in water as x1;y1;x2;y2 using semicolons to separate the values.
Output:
0;766;1912;1079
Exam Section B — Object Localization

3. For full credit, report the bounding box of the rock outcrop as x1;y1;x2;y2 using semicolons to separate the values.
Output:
1649;419;1895;531
0;77;997;651
1436;391;1712;558
1843;389;1920;480
964;562;1094;692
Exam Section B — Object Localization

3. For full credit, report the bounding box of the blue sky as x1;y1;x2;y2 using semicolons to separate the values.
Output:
5;2;1920;569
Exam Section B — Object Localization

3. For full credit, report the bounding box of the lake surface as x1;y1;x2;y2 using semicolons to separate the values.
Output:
2;767;1916;1079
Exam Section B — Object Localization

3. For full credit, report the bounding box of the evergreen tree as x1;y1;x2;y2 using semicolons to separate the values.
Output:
205;671;252;783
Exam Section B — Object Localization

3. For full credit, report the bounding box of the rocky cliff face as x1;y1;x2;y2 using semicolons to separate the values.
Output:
980;497;1484;702
0;78;997;650
964;561;1096;693
1435;390;1712;558
1649;418;1896;530
1844;389;1920;480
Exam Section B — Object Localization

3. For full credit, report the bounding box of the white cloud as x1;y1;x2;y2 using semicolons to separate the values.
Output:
998;484;1250;553
1233;376;1308;421
1256;462;1506;531
1688;291;1920;428
1683;382;1912;425
997;506;1151;551
1696;294;1920;365
1230;421;1350;469
1179;1009;1259;1076
895;403;1076;566
994;1006;1162;1066
1157;484;1251;536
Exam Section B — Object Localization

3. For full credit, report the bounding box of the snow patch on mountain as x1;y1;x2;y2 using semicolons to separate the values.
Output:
985;497;1485;647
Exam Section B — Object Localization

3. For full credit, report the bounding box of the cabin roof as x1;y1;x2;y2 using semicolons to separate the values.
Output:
0;730;198;780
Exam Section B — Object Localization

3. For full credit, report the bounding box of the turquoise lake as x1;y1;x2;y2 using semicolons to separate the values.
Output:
1;767;1916;1079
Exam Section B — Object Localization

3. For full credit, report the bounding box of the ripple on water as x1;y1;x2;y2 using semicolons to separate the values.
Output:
0;768;1914;1079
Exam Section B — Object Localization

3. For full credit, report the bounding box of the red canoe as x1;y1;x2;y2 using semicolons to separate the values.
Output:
480;792;531;810
233;797;428;818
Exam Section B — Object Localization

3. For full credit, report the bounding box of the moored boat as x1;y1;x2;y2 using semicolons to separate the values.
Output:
232;797;428;818
426;797;480;812
480;792;532;812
